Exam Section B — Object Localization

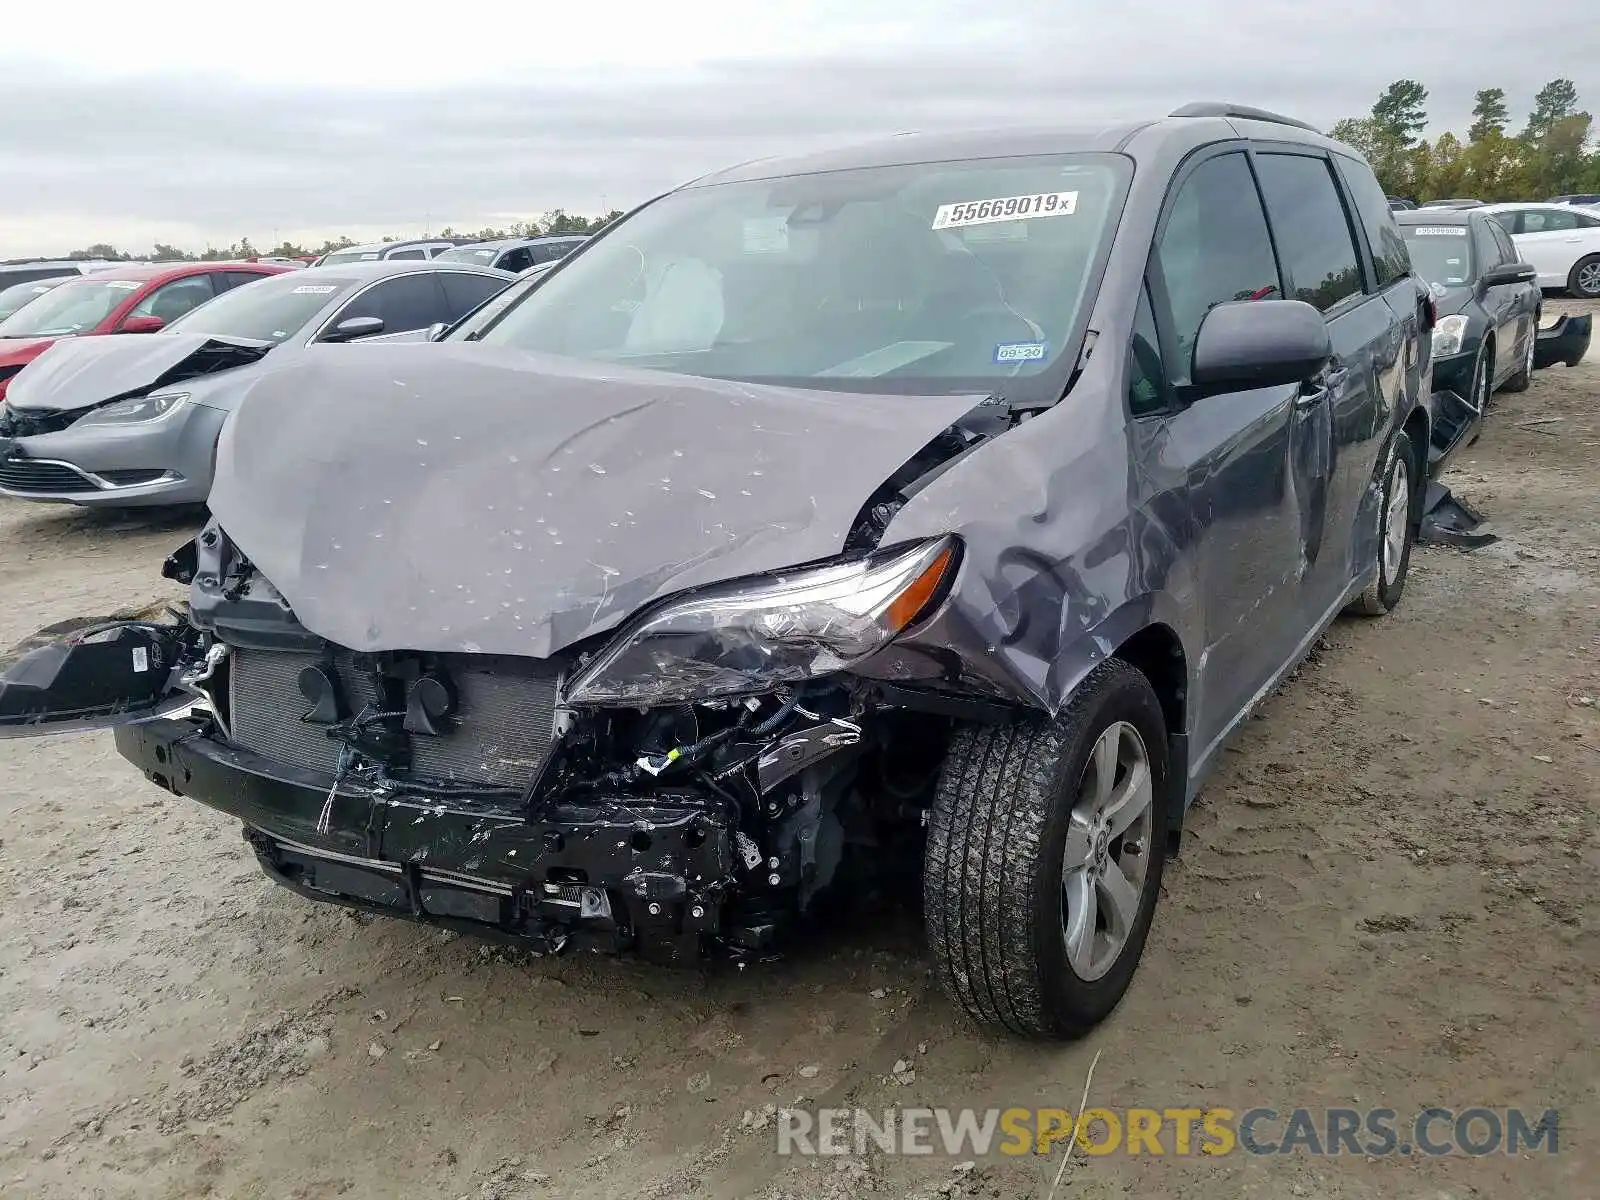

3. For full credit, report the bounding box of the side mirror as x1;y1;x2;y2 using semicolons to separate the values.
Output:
1479;263;1537;291
119;315;166;334
322;315;385;342
426;321;449;341
1190;299;1332;393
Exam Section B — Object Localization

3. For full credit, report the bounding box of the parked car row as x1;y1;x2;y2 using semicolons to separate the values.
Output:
0;260;514;504
0;261;294;402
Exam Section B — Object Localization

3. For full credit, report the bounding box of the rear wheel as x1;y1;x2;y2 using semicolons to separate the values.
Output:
1347;430;1418;617
1569;255;1600;300
1499;319;1538;393
924;659;1171;1039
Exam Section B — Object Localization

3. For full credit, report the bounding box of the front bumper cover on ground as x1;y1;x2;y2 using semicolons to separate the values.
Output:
1534;313;1592;370
115;717;760;960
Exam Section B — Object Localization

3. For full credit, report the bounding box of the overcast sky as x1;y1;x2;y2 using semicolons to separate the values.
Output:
1;0;1595;257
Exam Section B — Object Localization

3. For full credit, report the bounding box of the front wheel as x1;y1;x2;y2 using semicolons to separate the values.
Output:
924;659;1171;1039
1568;255;1600;300
1499;318;1539;394
1347;430;1418;616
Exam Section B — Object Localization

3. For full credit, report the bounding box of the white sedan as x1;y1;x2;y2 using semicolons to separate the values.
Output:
1482;203;1600;299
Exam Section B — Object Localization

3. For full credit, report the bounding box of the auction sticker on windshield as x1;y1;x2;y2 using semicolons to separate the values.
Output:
1412;227;1469;236
932;192;1077;230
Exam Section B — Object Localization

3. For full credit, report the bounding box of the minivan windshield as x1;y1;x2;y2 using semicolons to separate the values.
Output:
477;153;1130;391
165;274;357;343
1401;225;1473;288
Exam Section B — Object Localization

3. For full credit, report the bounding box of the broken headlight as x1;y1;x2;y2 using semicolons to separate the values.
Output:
1430;315;1469;360
564;537;957;706
74;391;188;427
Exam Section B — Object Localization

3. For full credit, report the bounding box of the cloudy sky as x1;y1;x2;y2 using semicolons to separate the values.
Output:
1;0;1595;257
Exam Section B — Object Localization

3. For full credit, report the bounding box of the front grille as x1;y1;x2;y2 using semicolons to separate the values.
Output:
0;458;93;493
227;647;560;789
0;406;78;438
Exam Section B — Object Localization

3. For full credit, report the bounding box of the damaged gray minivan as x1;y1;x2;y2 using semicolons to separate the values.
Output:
1;105;1444;1038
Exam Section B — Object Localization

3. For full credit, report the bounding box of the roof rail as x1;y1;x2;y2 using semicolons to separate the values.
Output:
1169;102;1320;133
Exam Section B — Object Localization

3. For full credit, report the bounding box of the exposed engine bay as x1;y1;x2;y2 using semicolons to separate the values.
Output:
72;529;962;962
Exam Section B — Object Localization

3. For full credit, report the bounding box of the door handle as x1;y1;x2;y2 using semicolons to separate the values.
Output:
1296;367;1346;410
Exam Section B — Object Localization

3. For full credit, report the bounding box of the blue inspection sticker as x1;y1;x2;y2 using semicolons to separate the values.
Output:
994;341;1047;364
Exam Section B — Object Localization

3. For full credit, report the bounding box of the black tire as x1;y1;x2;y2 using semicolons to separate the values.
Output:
1568;254;1600;300
1347;429;1419;616
924;659;1171;1039
1499;320;1538;393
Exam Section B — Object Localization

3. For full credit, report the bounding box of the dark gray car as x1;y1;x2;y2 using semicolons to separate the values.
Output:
0;104;1440;1039
0;261;510;506
1396;208;1542;412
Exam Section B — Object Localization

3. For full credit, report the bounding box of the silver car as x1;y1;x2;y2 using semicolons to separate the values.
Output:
0;261;512;507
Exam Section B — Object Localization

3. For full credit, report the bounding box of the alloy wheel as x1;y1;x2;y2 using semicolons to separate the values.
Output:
1061;720;1154;981
1579;261;1600;298
1381;453;1411;585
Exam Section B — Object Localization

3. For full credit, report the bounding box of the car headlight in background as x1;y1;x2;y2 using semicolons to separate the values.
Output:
1430;315;1469;360
73;391;189;427
563;536;958;706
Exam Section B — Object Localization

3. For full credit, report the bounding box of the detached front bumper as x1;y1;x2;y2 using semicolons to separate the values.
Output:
115;717;756;959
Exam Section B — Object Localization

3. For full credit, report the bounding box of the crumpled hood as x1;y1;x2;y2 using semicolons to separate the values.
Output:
4;332;272;413
208;344;983;658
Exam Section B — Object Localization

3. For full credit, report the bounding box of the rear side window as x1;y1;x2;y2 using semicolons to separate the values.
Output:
387;248;428;260
1517;207;1600;232
1334;156;1412;288
1491;212;1523;235
129;275;217;322
220;270;272;293
330;273;449;334
438;272;508;318
1151;151;1281;384
1254;154;1364;312
498;247;534;273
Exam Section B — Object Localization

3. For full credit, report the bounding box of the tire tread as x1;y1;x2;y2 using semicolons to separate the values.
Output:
924;659;1157;1038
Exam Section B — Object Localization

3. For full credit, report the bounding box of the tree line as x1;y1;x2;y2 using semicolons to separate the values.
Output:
52;208;626;264
1332;79;1596;202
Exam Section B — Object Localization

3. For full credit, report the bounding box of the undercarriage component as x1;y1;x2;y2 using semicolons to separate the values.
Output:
113;714;809;959
1418;481;1497;550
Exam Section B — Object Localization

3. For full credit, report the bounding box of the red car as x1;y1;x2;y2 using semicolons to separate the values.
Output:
0;261;292;401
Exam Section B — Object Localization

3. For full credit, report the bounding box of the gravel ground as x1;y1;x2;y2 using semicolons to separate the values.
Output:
0;302;1595;1199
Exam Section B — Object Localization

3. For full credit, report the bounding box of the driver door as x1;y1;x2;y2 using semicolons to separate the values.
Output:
1138;147;1313;756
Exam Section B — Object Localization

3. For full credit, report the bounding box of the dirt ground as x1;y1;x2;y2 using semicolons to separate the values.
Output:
1;303;1595;1200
